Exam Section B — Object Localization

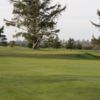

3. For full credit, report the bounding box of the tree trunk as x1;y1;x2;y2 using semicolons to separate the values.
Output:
32;39;40;49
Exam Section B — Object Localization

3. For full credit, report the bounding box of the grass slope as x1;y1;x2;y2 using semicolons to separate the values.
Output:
0;47;100;100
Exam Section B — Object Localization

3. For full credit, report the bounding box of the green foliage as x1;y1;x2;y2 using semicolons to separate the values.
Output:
43;35;61;48
0;26;7;46
91;10;100;28
75;43;82;49
91;10;100;49
9;41;15;47
6;0;66;49
66;38;75;49
0;26;4;34
91;36;100;49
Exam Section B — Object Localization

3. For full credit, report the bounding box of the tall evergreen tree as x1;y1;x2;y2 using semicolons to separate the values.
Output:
0;26;4;34
5;0;66;49
91;10;100;48
66;38;75;49
91;36;100;49
0;26;7;46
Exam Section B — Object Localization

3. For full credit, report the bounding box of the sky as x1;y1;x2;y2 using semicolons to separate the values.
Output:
0;0;100;41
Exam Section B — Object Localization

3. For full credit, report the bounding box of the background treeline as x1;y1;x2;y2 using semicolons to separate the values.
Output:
34;36;100;50
0;25;100;50
2;35;99;50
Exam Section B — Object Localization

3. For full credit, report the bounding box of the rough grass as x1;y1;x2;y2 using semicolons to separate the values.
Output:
0;47;100;100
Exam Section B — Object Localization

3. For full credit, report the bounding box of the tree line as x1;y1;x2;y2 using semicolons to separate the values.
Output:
1;33;100;50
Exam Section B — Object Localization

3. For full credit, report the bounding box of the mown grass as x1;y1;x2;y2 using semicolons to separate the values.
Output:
0;47;100;100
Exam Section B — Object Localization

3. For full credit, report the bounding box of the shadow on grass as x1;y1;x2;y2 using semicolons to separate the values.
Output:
1;75;100;84
0;52;100;60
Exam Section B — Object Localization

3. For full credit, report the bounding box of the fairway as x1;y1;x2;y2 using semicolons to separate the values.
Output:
0;47;100;100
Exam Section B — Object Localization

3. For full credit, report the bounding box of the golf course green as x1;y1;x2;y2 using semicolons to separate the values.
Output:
0;47;100;100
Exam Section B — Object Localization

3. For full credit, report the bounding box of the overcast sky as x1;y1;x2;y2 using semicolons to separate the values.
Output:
0;0;100;41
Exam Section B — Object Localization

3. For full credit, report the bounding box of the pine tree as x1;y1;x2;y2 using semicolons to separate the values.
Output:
91;10;100;49
5;0;66;49
66;38;75;49
0;26;7;46
91;36;100;49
